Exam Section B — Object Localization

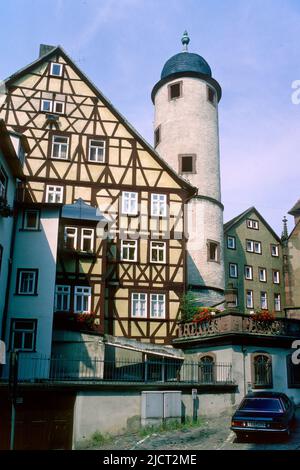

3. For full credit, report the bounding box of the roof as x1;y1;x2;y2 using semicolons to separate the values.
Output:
4;45;197;197
61;198;107;222
0;119;26;179
161;52;212;80
288;199;300;215
224;206;280;242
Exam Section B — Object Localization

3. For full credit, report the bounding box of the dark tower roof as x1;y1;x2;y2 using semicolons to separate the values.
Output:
161;52;212;80
151;31;221;103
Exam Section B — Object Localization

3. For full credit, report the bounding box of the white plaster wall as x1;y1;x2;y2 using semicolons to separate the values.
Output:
0;150;16;339
5;207;60;362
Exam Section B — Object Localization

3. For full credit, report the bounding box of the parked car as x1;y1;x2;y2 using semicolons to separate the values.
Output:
231;392;296;440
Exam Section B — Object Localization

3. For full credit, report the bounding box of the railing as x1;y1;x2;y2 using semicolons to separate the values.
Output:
1;354;234;385
176;313;300;341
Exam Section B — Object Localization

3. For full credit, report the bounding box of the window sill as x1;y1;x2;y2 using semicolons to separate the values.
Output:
19;229;42;232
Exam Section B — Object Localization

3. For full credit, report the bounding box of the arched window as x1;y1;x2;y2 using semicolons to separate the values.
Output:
199;354;215;384
251;353;273;389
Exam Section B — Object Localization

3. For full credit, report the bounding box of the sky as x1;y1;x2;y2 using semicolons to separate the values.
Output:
0;0;299;235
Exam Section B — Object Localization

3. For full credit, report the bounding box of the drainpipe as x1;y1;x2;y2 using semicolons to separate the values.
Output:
1;205;18;344
241;345;247;396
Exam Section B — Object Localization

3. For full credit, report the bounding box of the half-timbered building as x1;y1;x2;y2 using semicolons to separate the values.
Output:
0;44;196;352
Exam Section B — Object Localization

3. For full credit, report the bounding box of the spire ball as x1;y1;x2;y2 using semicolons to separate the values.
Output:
181;30;190;52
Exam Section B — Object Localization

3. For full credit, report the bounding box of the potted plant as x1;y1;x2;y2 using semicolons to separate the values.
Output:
192;307;220;323
252;309;275;322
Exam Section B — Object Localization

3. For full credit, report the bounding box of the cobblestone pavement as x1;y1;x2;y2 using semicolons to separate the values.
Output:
90;409;300;451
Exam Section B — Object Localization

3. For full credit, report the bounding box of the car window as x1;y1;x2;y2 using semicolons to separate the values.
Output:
280;397;290;410
240;398;284;413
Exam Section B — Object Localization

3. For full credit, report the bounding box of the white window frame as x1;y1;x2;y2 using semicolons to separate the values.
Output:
247;219;259;230
259;268;267;282
53;101;65;114
271;244;279;257
81;228;94;252
55;285;70;311
51;135;69;160
46;185;63;203
246;240;254;252
227;236;236;249
229;263;238;278
246;290;253;309
121;240;137;262
11;319;36;352
23;209;40;230
50;62;63;77
273;270;280;284
131;293;147;318
150;293;166;319
260;291;268;310
150;241;166;264
18;270;37;295
122;191;138;215
245;265;253;280
274;293;281;312
151;194;167;217
41;99;53;113
88;139;106;163
254;241;262;254
64;226;78;250
74;286;92;313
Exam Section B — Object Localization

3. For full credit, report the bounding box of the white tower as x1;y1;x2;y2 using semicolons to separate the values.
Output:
152;32;225;306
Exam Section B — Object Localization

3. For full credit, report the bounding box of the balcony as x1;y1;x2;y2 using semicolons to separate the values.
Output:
174;312;300;345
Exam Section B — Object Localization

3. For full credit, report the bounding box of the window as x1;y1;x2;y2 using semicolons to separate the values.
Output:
199;354;216;383
150;241;166;263
287;354;300;388
227;236;236;250
46;185;63;203
121;240;137;261
246;219;259;230
53;101;65;114
88;139;106;163
207;86;216;105
169;82;181;100
81;228;94;252
0;244;3;274
74;286;91;313
208;240;220;262
55;285;70;311
50;62;63;77
41;99;52;112
17;269;38;295
252;353;273;388
271;244;279;257
245;265;253;280
179;155;196;174
23;209;40;230
122;191;138;215
246;290;253;309
10;319;37;352
246;239;261;254
273;270;280;284
131;293;147;318
260;291;268;310
64;227;77;249
0;166;7;199
229;263;238;278
154;126;160;147
151;194;167;217
274;293;281;312
259;268;267;282
51;135;69;159
150;293;165;318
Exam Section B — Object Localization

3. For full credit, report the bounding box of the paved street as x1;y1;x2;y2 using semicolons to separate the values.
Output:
89;409;300;451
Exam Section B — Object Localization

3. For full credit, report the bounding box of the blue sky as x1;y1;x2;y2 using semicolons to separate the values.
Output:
0;0;299;235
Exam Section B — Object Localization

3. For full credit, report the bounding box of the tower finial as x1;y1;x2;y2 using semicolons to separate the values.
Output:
181;30;190;52
281;215;288;244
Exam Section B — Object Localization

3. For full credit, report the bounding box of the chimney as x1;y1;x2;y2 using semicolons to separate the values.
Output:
39;44;56;58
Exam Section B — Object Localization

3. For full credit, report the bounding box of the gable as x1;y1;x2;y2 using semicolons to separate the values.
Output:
224;207;280;242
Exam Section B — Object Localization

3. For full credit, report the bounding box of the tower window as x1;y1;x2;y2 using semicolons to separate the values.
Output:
168;81;182;100
207;86;216;105
154;126;160;147
179;154;196;174
207;240;220;263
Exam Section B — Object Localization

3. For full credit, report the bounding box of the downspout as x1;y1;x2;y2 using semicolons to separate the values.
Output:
241;345;247;396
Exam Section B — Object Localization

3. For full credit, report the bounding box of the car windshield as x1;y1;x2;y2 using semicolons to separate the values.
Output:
240;398;284;413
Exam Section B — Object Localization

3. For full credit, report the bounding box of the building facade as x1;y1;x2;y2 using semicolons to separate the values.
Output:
285;200;300;318
224;207;284;315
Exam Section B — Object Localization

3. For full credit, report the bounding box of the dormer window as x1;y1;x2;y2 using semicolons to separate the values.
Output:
50;62;63;77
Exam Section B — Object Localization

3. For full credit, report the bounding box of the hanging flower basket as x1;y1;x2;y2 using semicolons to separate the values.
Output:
252;310;275;322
